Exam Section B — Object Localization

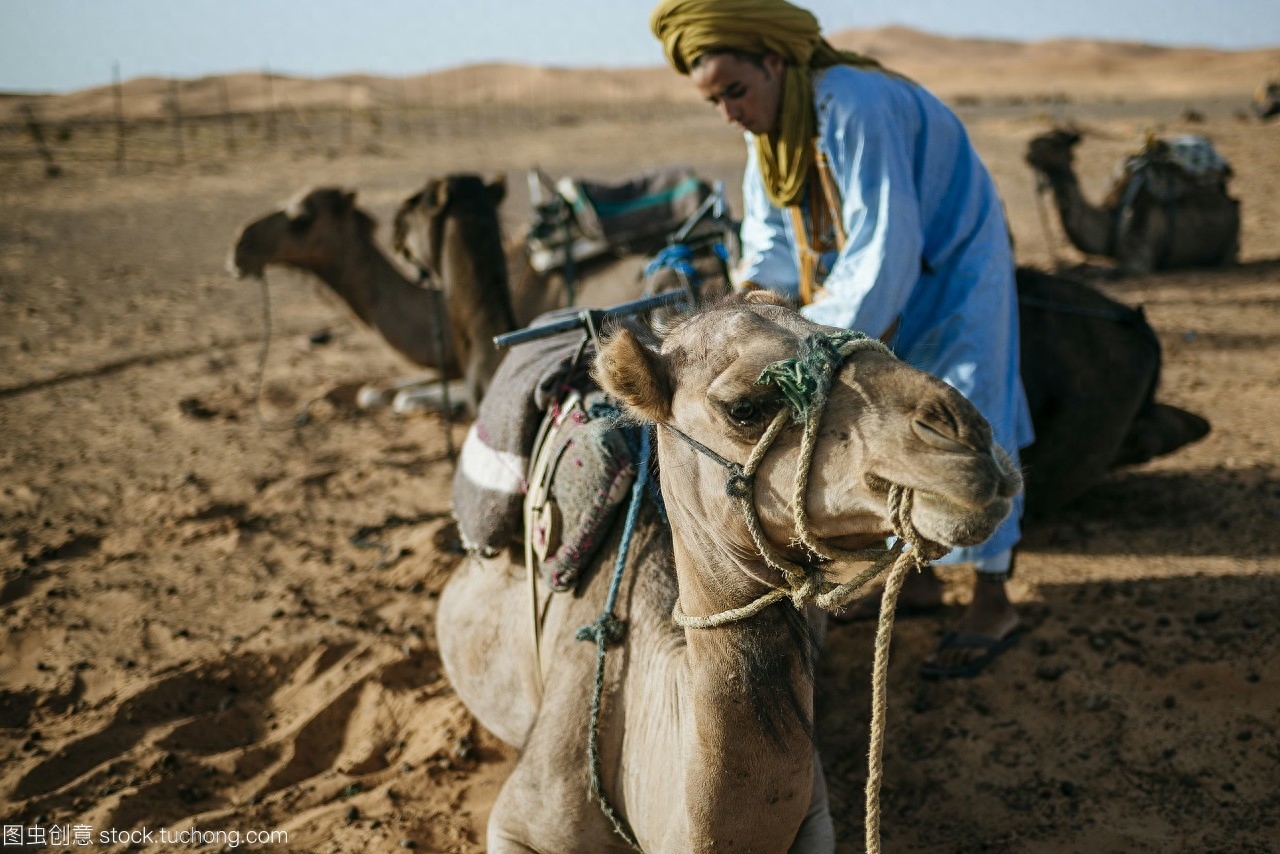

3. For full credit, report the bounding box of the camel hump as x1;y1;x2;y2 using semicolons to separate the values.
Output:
1121;135;1233;184
1108;134;1234;209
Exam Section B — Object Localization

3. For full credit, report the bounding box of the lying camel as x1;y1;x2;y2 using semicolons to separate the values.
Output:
1012;267;1209;517
1025;128;1240;274
229;186;508;414
438;293;1022;851
1255;79;1280;121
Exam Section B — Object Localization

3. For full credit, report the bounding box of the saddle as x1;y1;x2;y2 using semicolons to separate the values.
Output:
1111;134;1233;207
524;389;637;592
452;321;640;593
525;166;712;274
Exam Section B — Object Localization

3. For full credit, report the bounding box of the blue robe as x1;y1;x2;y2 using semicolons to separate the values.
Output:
739;65;1033;563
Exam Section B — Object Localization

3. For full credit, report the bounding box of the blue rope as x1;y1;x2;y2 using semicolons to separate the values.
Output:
644;243;697;280
575;426;650;850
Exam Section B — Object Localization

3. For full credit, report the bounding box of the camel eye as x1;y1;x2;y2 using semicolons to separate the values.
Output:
728;398;757;424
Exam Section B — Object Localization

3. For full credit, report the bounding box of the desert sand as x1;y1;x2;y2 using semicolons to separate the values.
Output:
2;28;1279;853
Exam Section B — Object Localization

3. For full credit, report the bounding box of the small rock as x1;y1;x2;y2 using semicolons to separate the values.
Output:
399;840;417;849
179;397;216;420
1034;662;1067;681
1193;610;1221;624
345;806;360;823
1083;693;1110;711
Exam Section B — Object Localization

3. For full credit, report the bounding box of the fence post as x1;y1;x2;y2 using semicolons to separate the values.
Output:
113;61;126;172
20;103;61;178
169;78;184;165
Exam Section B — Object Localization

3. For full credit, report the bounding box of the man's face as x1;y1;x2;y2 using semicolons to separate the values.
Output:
690;52;786;136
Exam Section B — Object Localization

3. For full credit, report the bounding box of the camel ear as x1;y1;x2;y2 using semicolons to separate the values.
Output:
340;190;357;210
743;288;789;307
432;179;450;212
487;174;507;206
595;327;672;423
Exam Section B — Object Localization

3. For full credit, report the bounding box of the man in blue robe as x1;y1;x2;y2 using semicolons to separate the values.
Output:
652;0;1033;678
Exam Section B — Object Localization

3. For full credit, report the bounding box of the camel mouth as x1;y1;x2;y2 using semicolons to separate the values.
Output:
857;444;1021;550
904;451;1022;548
909;490;1016;548
226;246;263;280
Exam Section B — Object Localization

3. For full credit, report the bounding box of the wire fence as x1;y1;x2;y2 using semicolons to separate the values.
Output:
1;68;706;176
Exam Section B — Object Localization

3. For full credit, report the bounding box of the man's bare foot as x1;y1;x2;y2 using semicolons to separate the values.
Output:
830;565;946;622
920;574;1021;678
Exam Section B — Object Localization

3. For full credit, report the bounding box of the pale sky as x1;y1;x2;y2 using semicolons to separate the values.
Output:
2;0;1278;94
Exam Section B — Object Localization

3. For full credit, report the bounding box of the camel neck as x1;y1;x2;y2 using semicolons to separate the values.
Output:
1042;168;1115;257
666;530;817;850
311;237;450;369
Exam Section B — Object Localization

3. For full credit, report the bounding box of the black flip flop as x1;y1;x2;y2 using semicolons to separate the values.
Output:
919;630;1021;680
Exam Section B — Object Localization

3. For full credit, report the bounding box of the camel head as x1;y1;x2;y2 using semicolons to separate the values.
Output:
229;187;377;279
596;295;1021;576
1255;79;1280;121
1025;128;1083;178
391;174;506;275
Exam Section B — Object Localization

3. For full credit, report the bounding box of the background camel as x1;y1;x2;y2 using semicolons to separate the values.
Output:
438;295;1022;852
230;186;496;415
392;172;738;329
1255;79;1280;120
378;174;516;411
1011;267;1209;517
1024;128;1240;274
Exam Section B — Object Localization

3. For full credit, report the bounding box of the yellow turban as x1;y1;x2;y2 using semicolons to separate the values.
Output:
650;0;890;207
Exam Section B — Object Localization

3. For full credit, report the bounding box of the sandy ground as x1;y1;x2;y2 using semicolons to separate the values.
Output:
3;42;1280;853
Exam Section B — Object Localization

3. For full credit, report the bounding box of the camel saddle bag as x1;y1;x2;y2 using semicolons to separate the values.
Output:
524;390;636;592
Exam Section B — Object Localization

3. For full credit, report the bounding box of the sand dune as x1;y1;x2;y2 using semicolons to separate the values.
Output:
8;26;1278;122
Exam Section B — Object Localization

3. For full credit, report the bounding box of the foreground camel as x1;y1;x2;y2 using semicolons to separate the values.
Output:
1025;128;1240;274
438;294;1022;851
229;186;508;414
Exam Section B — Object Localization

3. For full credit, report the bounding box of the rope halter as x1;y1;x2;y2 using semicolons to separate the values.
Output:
664;330;949;629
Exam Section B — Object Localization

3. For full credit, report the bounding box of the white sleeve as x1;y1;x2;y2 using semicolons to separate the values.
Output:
800;83;923;338
737;139;800;301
